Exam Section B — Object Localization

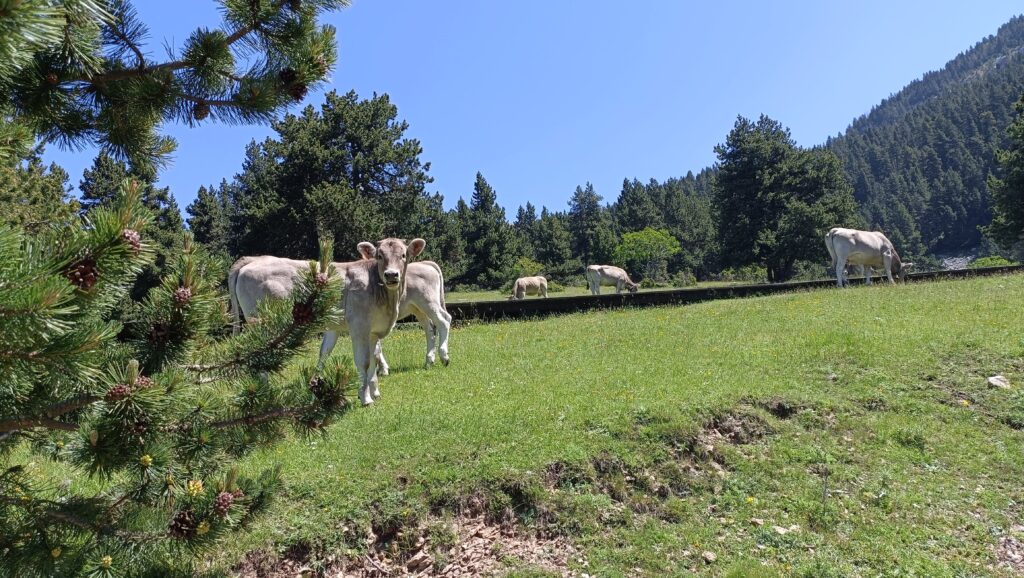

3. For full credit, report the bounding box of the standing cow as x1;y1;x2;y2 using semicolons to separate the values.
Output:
824;227;914;287
586;265;638;295
507;276;548;300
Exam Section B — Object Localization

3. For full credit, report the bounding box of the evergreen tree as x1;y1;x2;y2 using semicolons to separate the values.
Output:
533;207;573;269
1;0;348;172
78;152;184;301
0;149;77;233
513;202;539;259
230;90;441;261
567;182;617;265
614;178;663;232
985;93;1024;251
0;180;351;576
714;115;860;281
186;180;235;259
657;176;718;277
458;173;519;288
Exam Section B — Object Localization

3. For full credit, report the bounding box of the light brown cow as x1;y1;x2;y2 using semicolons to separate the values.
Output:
825;227;914;287
507;276;548;300
230;255;451;374
326;238;426;405
586;265;638;295
229;238;427;405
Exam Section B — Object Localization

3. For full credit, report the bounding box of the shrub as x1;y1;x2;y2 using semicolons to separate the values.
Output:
672;270;697;287
547;281;565;293
970;255;1017;268
790;260;829;281
716;264;768;283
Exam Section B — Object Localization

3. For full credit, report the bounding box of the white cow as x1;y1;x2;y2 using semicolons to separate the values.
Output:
507;276;548;300
230;255;451;373
586;265;638;295
229;238;437;405
824;227;914;287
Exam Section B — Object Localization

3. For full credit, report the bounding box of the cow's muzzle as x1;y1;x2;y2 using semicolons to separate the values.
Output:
383;270;400;287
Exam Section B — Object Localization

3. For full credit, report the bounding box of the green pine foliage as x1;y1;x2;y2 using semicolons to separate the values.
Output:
456;173;520;288
985;94;1024;251
567;182;617;266
828;16;1024;254
0;180;353;577
0;148;78;233
714;115;861;282
1;0;348;172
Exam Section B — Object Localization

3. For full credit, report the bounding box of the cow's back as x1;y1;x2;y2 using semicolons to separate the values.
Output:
830;228;893;266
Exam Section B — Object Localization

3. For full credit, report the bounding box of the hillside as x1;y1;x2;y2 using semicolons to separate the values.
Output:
183;274;1024;577
827;15;1024;256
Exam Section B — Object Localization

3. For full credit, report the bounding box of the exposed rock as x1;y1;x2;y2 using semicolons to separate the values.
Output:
702;551;717;564
988;375;1011;389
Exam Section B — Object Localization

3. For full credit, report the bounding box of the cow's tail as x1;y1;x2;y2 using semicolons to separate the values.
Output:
824;229;838;269
423;260;447;338
228;256;257;336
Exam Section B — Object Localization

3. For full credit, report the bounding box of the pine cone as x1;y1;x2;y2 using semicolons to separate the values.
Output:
292;302;314;325
193;102;210;121
213;491;235;517
315;272;329;287
278;67;297;86
122;229;141;254
105;383;131;402
309;375;325;398
65;258;98;290
288;83;308;102
132;418;149;436
134;375;155;390
45;73;59;85
313;55;328;76
173;287;193;307
168;509;198;539
232;488;245;499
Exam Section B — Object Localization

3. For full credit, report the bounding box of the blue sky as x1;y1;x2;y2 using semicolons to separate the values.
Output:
42;1;1023;217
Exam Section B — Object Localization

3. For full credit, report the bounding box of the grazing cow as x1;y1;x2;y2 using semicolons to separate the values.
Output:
824;227;914;287
507;276;548;300
230;251;449;373
586;265;638;295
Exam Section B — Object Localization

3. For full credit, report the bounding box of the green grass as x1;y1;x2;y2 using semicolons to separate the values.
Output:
30;274;1024;576
445;280;747;302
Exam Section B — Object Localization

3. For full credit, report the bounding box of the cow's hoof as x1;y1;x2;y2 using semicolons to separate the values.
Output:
361;398;375;406
442;358;450;367
378;367;390;377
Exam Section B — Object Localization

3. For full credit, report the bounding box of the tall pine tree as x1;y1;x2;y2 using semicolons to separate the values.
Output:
458;173;519;288
567;182;617;266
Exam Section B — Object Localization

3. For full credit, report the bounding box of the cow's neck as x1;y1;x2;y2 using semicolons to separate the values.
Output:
890;249;903;271
369;264;403;314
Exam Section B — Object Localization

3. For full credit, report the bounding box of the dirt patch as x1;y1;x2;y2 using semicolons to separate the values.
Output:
232;516;581;577
754;396;801;419
996;525;1024;573
704;411;771;445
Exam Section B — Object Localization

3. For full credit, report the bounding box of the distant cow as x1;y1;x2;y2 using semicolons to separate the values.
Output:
586;265;638;295
824;227;914;287
508;276;548;300
229;256;450;373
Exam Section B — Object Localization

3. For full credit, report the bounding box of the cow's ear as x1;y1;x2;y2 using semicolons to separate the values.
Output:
357;242;376;260
903;262;915;270
408;238;426;257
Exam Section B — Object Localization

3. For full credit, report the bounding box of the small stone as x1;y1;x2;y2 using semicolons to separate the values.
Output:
702;551;717;563
750;518;764;526
988;375;1011;389
773;525;790;535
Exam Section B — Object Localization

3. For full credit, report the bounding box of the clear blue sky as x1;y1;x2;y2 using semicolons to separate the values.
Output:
42;1;1023;217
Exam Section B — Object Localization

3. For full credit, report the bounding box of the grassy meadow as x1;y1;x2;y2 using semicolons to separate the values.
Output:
23;274;1024;576
445;280;742;303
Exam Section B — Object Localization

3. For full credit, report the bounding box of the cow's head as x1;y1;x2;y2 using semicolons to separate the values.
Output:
895;261;914;282
626;281;639;294
357;237;426;292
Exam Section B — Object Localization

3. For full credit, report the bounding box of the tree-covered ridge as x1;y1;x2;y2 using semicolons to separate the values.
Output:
828;15;1024;255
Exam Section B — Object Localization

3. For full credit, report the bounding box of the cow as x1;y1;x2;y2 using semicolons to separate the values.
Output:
824;227;914;287
586;265;638;295
229;255;450;374
507;276;548;300
320;238;426;405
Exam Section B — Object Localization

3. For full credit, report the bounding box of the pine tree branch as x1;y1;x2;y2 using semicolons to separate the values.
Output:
181;94;241;108
109;23;147;69
0;394;98;434
210;403;314;429
182;322;297;374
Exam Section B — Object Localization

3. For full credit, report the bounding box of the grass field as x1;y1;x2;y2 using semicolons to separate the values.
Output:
27;274;1024;576
445;281;743;303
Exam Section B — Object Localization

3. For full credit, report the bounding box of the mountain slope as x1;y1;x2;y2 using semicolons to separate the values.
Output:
826;15;1024;255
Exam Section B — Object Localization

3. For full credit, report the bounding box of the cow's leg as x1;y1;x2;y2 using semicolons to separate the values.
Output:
835;258;846;287
883;255;896;284
351;334;375;406
863;265;873;285
433;306;452;366
374;339;389;376
318;329;339;368
367;340;382;400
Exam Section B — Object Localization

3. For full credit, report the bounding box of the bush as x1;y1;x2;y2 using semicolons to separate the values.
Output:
671;270;697;287
715;264;768;283
547;281;565;293
790;260;829;281
970;255;1017;268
